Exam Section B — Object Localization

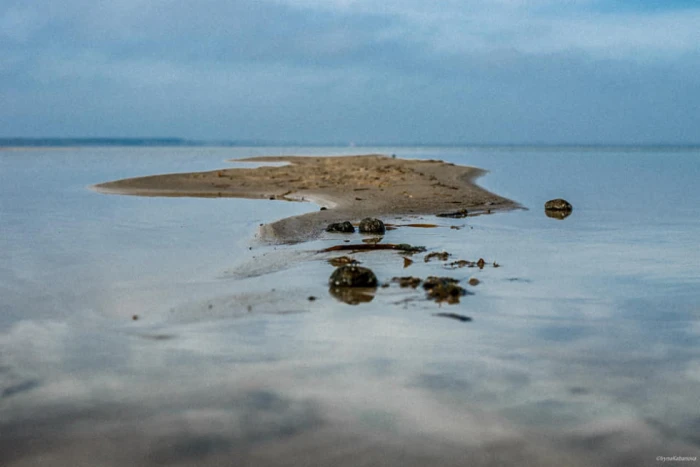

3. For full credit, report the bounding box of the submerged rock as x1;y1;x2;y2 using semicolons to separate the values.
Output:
326;221;355;233
422;276;468;304
358;217;386;234
391;276;422;288
329;265;378;287
544;198;573;211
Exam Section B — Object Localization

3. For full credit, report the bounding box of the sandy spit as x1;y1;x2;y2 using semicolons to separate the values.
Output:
92;154;519;243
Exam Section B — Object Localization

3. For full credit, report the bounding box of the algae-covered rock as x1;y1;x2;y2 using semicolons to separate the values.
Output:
544;198;573;211
326;221;355;233
358;217;386;234
329;265;378;287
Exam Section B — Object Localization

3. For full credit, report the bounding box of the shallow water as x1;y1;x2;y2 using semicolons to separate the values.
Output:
1;146;699;466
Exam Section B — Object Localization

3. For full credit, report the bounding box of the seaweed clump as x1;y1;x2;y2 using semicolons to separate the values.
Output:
422;276;468;304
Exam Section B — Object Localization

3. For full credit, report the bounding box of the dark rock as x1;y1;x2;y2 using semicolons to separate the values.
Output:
329;265;378;287
326;221;355;233
544;198;573;211
320;207;328;211
358;217;386;234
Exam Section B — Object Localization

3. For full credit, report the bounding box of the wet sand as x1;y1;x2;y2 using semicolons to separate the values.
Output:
93;154;519;243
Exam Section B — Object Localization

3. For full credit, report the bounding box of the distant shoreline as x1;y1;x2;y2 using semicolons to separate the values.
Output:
2;138;700;150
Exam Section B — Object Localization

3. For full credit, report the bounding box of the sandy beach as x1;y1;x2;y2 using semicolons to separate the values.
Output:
93;154;519;243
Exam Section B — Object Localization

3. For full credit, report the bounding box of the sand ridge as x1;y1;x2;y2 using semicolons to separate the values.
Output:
93;154;519;243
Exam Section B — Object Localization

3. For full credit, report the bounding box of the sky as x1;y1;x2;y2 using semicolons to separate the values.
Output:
1;0;699;144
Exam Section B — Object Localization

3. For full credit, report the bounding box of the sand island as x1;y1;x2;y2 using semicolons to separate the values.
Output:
93;154;518;243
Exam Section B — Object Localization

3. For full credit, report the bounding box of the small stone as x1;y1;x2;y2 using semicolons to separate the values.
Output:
308;296;317;301
320;207;328;211
326;221;355;233
358;217;386;234
132;315;139;321
329;265;378;287
544;198;573;211
468;278;480;286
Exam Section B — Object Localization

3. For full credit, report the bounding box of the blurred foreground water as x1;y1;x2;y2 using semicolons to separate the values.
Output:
1;146;699;466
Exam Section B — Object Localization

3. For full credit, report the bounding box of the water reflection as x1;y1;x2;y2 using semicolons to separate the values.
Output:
1;146;700;466
545;209;572;220
328;286;376;304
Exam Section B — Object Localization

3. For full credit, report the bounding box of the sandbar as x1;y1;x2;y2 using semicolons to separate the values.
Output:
93;154;519;243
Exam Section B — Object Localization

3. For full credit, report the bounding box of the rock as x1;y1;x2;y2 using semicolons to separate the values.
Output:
544;199;572;219
326;221;355;233
358;217;386;234
329;265;378;287
544;198;573;211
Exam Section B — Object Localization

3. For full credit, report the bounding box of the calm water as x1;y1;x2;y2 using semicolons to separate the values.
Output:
1;146;699;466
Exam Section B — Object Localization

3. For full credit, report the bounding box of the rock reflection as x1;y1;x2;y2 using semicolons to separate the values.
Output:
545;209;572;220
328;286;376;305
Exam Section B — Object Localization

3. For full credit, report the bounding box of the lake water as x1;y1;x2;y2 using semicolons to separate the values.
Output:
1;146;699;466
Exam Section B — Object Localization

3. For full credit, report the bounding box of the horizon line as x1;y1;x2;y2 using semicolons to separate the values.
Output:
1;137;700;149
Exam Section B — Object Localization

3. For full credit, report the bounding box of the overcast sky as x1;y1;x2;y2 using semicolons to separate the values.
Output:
2;0;699;144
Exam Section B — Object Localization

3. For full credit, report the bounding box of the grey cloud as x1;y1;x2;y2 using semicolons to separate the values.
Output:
1;0;699;142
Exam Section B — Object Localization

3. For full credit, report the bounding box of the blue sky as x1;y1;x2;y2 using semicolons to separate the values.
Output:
1;0;699;144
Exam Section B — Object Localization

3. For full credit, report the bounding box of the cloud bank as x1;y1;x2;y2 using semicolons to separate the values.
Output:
1;0;699;143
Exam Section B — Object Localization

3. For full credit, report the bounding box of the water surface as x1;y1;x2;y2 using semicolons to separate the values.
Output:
1;146;698;466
